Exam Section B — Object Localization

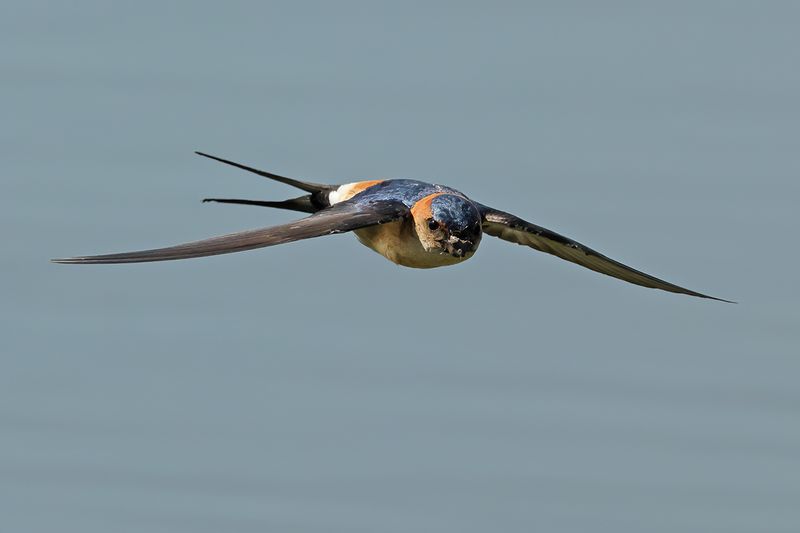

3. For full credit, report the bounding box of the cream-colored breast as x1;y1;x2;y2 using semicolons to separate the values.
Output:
354;220;467;269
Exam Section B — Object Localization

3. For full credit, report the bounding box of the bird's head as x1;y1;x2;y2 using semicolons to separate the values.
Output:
411;193;482;259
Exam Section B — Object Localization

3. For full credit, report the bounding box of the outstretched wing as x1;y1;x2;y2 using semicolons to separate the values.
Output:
52;200;409;264
478;204;732;302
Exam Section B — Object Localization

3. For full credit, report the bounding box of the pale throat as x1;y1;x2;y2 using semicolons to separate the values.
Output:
353;220;469;269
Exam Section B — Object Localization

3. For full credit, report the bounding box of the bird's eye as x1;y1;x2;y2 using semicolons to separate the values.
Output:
427;219;440;231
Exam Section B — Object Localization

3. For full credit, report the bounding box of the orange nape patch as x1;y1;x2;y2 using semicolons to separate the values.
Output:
330;180;384;204
410;192;446;221
349;179;383;196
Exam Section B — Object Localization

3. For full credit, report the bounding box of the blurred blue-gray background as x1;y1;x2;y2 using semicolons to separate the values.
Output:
2;2;798;532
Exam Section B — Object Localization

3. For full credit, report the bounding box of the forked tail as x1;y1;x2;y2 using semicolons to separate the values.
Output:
196;151;334;213
202;196;318;213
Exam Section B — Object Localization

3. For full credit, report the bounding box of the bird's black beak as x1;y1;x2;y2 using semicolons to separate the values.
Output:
445;237;476;258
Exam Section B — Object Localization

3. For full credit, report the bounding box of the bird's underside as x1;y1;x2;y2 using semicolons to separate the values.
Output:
52;152;733;302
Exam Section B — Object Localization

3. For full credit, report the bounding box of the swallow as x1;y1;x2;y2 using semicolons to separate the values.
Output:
52;152;733;302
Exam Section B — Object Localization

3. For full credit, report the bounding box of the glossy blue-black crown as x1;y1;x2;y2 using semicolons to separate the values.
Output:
430;195;481;233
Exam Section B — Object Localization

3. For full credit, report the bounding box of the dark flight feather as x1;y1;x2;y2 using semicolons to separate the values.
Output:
202;196;318;213
52;200;408;264
195;151;334;194
478;205;733;302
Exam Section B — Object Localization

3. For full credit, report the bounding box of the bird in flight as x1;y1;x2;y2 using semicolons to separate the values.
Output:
53;152;732;302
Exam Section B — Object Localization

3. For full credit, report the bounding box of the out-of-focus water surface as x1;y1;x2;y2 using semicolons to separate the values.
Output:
2;2;799;532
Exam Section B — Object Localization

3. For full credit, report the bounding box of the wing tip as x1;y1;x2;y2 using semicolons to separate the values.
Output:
678;287;736;304
51;256;106;264
699;294;737;304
